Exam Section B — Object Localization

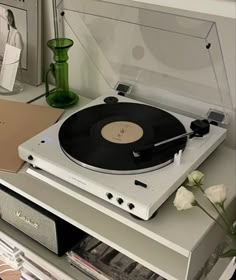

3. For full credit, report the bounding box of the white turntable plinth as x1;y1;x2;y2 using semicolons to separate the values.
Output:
18;94;226;220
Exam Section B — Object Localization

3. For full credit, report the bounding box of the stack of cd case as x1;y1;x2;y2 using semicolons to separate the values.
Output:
0;237;23;269
19;255;59;280
67;235;166;280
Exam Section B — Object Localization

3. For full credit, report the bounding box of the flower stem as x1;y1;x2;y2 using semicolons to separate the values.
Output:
218;203;236;235
198;185;231;230
194;201;227;233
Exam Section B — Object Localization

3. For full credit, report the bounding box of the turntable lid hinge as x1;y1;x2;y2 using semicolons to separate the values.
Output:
206;109;227;126
115;82;133;96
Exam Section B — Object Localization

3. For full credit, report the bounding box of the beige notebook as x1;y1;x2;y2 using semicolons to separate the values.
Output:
0;99;64;173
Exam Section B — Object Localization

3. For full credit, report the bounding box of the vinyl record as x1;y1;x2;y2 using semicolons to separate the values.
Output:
59;101;187;174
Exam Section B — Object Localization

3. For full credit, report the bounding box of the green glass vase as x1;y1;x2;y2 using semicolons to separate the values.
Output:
45;38;78;108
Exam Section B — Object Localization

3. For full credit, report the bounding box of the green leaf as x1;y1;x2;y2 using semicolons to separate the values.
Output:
221;249;236;258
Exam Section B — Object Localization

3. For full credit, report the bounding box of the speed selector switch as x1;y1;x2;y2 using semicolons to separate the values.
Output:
117;198;124;205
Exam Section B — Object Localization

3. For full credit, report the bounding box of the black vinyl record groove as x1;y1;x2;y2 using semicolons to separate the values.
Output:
59;102;187;174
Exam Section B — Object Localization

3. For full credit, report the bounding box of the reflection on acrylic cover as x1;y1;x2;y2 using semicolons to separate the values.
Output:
0;4;27;69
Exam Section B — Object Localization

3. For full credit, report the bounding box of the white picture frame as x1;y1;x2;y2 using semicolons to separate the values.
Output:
0;0;42;86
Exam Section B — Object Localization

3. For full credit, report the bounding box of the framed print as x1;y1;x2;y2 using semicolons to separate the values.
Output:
0;0;42;86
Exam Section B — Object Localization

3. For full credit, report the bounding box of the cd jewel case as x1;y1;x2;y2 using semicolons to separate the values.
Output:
19;0;233;220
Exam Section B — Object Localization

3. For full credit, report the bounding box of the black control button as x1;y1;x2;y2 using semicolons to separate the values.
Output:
128;203;135;210
117;198;124;205
28;155;34;161
106;193;113;200
134;180;147;188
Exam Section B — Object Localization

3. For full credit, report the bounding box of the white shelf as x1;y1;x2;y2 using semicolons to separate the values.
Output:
24;145;236;256
0;166;188;280
1;216;232;280
0;144;235;279
0;94;235;279
0;220;91;280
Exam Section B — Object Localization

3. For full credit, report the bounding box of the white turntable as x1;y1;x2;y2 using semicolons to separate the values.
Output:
18;0;233;220
18;94;227;220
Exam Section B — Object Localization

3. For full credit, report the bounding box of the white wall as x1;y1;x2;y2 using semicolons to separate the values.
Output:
42;0;235;148
42;1;54;80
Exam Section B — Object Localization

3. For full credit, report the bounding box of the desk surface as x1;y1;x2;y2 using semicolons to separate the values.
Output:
0;84;45;104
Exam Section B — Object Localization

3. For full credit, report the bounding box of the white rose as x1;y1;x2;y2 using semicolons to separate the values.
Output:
205;184;227;204
173;186;195;210
187;170;204;187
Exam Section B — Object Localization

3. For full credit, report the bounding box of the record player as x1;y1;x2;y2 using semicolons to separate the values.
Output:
18;0;233;220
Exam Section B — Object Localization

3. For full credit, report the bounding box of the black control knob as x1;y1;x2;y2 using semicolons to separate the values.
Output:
106;193;113;200
128;203;135;210
28;155;34;161
117;198;124;205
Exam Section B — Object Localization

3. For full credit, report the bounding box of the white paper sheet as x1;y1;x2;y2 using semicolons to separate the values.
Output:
0;44;21;91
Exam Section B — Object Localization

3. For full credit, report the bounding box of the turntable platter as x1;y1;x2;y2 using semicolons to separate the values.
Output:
58;101;187;174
